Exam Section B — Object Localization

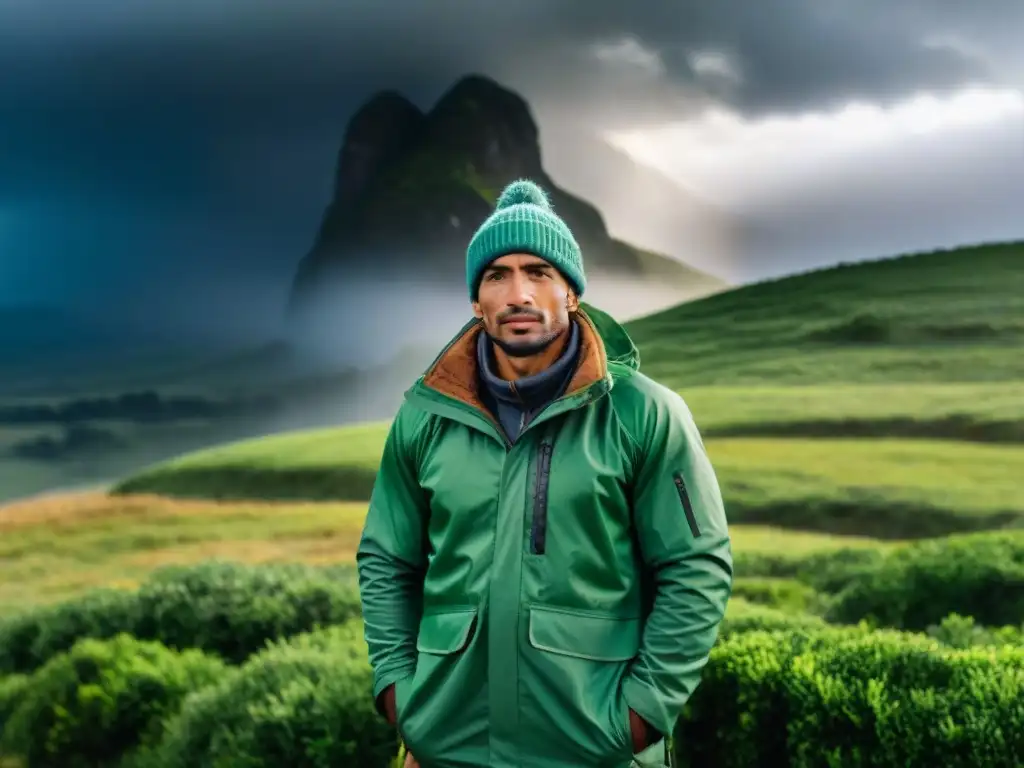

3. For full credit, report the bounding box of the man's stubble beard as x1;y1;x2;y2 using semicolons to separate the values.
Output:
489;327;563;358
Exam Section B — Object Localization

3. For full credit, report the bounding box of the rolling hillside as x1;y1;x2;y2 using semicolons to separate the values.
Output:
3;239;1022;611
626;240;1024;388
107;241;1024;519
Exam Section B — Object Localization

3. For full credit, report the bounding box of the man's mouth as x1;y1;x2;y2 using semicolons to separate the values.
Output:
501;314;540;327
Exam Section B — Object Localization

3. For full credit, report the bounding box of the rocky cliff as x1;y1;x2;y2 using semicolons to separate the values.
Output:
287;74;723;321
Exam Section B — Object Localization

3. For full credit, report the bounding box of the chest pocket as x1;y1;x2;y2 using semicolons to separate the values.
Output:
528;416;632;559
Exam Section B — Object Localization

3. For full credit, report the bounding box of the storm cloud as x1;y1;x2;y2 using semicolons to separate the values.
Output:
0;0;1020;336
3;0;1016;124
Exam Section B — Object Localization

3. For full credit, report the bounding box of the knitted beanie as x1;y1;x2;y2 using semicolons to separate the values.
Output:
466;179;586;301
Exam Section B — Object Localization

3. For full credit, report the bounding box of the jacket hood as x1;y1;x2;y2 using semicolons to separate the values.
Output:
577;301;640;374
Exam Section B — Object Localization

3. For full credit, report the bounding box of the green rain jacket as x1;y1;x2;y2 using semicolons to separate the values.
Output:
357;306;732;768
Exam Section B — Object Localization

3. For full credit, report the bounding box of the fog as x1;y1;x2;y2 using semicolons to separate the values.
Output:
281;263;712;372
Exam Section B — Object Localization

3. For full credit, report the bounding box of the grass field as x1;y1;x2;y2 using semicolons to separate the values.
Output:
110;427;1024;538
0;490;900;617
0;493;369;614
685;381;1024;442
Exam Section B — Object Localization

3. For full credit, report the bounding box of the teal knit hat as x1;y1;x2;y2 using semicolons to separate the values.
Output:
466;179;586;301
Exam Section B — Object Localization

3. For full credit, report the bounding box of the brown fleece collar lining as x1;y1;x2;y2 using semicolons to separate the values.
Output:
422;311;608;410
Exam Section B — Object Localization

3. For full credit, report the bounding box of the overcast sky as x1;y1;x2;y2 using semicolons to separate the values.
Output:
1;0;1021;343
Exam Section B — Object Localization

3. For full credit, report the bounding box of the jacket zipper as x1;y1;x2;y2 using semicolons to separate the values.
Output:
673;471;701;538
530;441;554;554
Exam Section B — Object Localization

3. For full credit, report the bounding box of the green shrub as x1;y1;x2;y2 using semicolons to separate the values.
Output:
784;634;1024;766
0;561;362;675
130;561;362;664
151;619;397;768
734;546;885;593
0;633;226;768
730;578;826;614
719;598;833;638
826;531;1024;630
925;613;1024;649
675;627;1024;768
677;628;861;767
0;674;29;741
794;547;889;594
0;588;138;675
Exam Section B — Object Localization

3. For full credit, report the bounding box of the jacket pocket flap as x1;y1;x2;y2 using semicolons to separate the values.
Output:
416;607;477;655
528;605;640;662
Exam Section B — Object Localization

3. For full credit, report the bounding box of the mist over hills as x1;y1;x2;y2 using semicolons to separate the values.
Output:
283;73;728;364
3;74;730;376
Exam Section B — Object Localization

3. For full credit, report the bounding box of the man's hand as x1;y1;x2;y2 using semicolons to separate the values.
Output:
384;685;419;766
382;683;397;725
628;708;651;753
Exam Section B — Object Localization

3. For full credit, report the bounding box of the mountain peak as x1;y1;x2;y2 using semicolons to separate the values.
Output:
331;90;426;209
437;73;510;99
426;73;542;179
286;74;719;326
430;73;531;119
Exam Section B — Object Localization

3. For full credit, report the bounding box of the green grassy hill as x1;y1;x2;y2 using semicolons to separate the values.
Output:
113;425;1024;539
628;240;1024;387
111;241;1024;529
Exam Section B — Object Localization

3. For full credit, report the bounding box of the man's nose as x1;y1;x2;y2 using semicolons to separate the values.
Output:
506;273;535;304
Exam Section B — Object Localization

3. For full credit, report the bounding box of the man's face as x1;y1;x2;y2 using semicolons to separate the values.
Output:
472;253;578;357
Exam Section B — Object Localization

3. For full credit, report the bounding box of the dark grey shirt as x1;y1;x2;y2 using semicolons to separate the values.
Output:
476;321;581;443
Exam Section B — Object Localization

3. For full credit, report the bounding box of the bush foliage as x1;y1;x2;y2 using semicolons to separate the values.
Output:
729;578;826;615
677;627;1024;767
736;530;1024;632
925;613;1024;649
824;531;1024;630
147;621;398;768
735;545;885;593
0;672;28;734
1;535;1022;767
0;633;226;767
0;561;361;675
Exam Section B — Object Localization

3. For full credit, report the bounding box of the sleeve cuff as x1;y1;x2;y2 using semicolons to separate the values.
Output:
622;676;675;742
373;667;416;720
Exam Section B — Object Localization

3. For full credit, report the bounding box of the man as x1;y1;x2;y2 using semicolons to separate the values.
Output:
357;179;732;768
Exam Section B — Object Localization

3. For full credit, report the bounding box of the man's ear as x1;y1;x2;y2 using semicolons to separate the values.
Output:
471;301;484;319
566;291;579;313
